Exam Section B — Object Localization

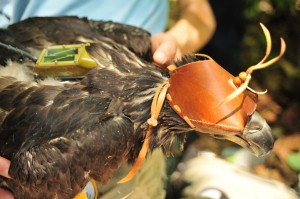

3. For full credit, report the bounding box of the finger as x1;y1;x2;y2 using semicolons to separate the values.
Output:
0;157;11;179
174;48;182;61
153;40;177;66
150;34;161;55
0;187;14;199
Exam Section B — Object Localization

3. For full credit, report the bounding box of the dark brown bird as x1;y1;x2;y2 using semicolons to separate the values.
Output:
0;17;274;199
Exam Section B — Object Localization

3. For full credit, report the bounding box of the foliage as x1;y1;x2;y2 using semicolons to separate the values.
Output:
244;0;297;20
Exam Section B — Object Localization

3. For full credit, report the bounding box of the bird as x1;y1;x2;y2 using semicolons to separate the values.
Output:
0;16;152;65
0;17;275;199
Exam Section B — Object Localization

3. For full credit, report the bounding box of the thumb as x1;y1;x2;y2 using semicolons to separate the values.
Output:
153;40;178;66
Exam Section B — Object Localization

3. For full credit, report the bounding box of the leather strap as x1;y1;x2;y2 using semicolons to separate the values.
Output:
118;81;170;183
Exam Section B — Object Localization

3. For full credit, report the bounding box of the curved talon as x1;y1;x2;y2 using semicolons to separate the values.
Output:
218;24;286;106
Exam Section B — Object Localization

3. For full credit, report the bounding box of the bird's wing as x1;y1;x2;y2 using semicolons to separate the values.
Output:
1;16;152;62
0;78;135;198
7;113;134;199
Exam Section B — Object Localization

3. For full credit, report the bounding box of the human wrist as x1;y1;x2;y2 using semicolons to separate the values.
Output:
166;18;204;54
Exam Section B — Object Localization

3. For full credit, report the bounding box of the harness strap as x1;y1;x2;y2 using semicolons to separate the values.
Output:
118;81;170;184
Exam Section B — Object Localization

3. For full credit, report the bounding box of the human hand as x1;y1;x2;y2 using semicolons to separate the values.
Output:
0;156;14;199
151;0;216;69
151;32;182;67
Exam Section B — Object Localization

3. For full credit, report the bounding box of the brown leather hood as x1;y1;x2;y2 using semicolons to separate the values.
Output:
167;57;257;135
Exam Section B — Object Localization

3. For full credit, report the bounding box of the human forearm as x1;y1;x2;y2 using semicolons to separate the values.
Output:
167;0;216;54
